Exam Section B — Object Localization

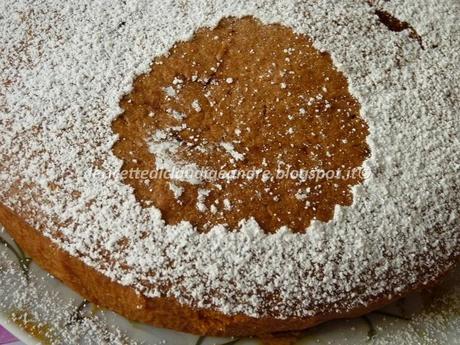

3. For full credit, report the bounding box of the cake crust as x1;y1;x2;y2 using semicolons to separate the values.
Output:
0;202;455;336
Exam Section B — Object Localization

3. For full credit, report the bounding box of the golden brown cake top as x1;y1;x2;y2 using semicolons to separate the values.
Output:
113;17;369;233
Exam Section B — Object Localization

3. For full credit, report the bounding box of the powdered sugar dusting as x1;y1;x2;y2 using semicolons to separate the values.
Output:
0;250;141;345
220;142;245;163
0;0;458;320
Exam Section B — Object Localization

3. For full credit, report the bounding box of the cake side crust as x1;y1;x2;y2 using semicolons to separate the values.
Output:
1;202;455;337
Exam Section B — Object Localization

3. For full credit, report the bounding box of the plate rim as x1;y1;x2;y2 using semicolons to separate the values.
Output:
0;313;37;345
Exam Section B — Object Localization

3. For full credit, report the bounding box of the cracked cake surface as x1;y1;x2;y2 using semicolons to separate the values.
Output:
0;0;459;335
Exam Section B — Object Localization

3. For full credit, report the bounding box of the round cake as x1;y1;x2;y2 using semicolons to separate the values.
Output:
0;0;458;337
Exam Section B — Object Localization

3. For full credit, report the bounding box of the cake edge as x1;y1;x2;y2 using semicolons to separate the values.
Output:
0;201;457;337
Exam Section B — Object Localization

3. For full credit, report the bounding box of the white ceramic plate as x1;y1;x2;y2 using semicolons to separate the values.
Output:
0;225;458;345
